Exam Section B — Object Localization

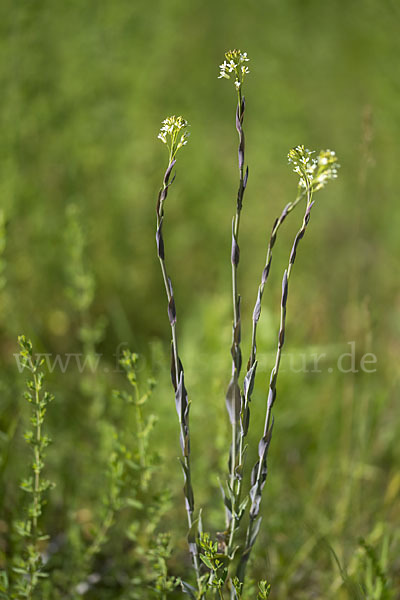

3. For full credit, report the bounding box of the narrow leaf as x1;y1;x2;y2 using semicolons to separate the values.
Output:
226;376;241;425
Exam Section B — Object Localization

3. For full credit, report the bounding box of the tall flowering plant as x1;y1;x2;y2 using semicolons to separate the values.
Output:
154;50;339;598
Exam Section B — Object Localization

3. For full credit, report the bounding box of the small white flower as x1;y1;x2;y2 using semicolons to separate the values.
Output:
218;61;230;79
312;149;340;191
217;49;250;91
288;146;339;192
288;146;316;188
158;115;189;159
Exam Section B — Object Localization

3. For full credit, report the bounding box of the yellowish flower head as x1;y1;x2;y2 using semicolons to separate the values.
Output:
158;115;189;160
288;145;339;192
218;49;250;91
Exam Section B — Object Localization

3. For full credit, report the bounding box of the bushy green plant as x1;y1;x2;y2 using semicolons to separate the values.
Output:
1;339;171;600
53;349;168;599
1;337;54;600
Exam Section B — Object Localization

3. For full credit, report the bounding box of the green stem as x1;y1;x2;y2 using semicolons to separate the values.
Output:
133;382;146;473
157;180;202;594
227;89;246;585
237;184;314;585
234;190;306;538
249;190;305;368
259;186;312;482
157;248;180;389
26;358;43;599
87;508;114;558
32;370;41;537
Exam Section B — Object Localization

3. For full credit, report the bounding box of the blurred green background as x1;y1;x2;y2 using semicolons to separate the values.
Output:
1;0;399;597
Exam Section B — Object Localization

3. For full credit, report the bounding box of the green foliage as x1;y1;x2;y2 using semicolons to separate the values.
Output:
0;2;399;599
148;533;179;598
0;340;171;600
256;581;270;599
64;204;95;317
0;210;6;293
60;349;166;598
348;524;396;600
358;537;390;600
199;532;228;595
115;349;157;488
8;337;54;600
64;202;106;405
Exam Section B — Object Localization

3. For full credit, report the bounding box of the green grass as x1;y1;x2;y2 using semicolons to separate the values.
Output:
0;0;399;597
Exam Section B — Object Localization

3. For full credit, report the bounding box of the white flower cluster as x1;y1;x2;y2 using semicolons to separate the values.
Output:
288;145;316;189
218;49;250;91
288;146;339;191
309;149;340;191
158;115;189;159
